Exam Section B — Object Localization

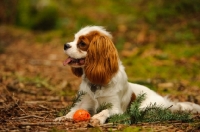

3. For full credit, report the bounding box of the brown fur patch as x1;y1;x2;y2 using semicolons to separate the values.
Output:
71;67;83;77
84;34;119;85
77;31;100;51
128;92;137;108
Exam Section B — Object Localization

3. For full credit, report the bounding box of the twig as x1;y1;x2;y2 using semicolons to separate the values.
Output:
38;104;50;110
14;99;27;115
166;105;173;109
99;123;118;127
6;84;36;95
25;101;51;104
136;120;193;126
71;128;88;131
43;114;50;121
2;84;27;115
11;115;50;120
18;122;63;126
153;125;174;132
2;102;17;111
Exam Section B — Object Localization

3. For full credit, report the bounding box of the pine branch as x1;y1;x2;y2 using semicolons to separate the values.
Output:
108;112;131;124
139;102;192;123
57;91;86;116
108;93;146;124
96;102;113;113
108;93;192;124
129;93;146;123
71;91;87;108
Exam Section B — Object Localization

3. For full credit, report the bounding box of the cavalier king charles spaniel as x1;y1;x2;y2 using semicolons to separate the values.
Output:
55;26;200;124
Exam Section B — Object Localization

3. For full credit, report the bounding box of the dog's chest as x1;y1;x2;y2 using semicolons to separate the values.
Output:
83;77;115;98
86;82;108;98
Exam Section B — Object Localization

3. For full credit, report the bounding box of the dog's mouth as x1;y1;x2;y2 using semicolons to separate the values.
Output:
63;57;85;66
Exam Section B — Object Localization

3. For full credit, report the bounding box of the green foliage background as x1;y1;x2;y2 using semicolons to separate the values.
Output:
0;0;200;87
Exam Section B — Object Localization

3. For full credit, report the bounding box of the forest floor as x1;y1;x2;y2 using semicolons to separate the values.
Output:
0;26;200;131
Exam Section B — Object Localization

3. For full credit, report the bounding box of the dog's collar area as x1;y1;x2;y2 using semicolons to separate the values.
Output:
90;83;101;93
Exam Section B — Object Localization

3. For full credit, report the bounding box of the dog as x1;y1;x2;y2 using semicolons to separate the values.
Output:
55;26;200;124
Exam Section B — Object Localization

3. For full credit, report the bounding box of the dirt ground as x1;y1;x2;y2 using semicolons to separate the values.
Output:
0;26;200;131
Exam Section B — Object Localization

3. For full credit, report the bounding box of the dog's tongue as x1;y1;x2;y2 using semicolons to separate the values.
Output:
63;57;72;66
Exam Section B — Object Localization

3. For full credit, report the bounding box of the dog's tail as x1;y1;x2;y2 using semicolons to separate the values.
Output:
170;101;200;113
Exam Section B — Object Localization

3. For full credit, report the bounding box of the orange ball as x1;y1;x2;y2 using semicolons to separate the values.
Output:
73;109;91;122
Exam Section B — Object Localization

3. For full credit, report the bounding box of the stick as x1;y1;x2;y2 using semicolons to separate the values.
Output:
1;84;27;115
18;122;63;126
11;115;49;120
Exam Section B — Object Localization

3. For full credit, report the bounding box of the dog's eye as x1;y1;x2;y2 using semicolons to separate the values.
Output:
78;41;86;47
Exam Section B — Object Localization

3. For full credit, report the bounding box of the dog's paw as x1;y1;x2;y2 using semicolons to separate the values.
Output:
54;112;74;122
90;118;100;126
54;116;70;122
90;110;109;124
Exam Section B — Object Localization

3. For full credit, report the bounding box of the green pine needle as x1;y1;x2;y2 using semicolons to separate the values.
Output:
109;93;192;124
96;102;113;113
57;91;86;116
71;91;87;108
108;112;131;124
129;93;146;123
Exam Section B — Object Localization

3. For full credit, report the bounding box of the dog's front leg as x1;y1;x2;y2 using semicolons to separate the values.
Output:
91;95;123;124
54;93;95;121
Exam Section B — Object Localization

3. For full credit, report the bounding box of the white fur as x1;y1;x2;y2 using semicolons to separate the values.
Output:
55;26;200;124
64;37;86;59
75;26;112;39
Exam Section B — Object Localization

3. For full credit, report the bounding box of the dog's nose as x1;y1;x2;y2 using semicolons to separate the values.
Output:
64;44;71;50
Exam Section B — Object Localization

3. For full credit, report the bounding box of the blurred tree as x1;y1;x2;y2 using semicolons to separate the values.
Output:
0;0;18;24
15;0;59;30
0;0;199;34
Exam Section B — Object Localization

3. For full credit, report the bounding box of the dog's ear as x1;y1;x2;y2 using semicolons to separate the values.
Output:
85;35;119;86
71;67;83;77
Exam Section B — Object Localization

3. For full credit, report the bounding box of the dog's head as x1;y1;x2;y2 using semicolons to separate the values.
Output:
63;26;119;85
